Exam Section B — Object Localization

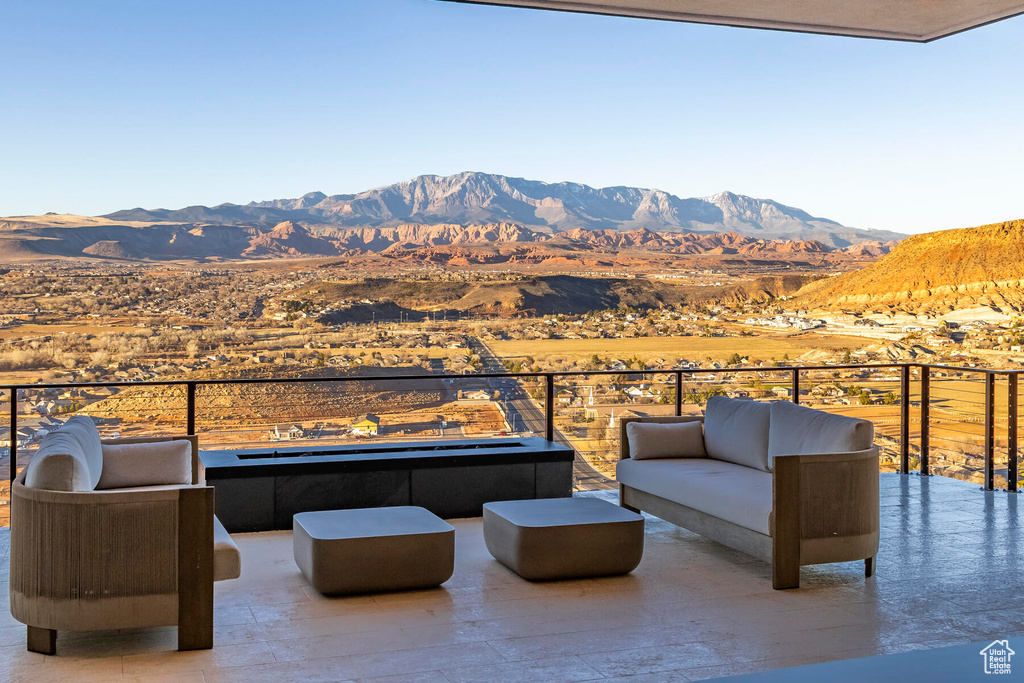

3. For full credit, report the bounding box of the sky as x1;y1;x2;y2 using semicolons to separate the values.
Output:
1;0;1023;235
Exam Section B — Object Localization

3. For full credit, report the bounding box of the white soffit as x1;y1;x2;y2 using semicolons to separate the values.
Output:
442;0;1024;42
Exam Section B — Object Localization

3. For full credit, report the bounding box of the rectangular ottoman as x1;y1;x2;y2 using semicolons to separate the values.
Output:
483;497;644;580
293;506;455;595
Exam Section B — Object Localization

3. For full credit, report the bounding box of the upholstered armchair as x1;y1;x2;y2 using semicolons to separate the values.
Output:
9;417;240;654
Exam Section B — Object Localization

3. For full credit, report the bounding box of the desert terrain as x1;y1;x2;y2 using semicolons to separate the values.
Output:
2;213;1023;524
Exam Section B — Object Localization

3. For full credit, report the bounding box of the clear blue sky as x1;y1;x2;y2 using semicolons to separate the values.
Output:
2;0;1022;234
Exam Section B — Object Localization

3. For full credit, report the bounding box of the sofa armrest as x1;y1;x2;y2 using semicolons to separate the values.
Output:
619;416;704;460
10;472;215;639
772;446;880;579
101;435;202;484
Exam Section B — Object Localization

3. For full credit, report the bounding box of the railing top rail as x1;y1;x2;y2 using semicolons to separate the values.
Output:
914;363;1024;375
2;361;1021;392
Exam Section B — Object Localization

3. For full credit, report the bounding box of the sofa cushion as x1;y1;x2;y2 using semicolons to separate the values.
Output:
702;396;771;471
57;416;104;490
214;516;242;581
96;440;192;490
767;400;875;470
616;457;773;535
23;432;94;491
626;420;707;460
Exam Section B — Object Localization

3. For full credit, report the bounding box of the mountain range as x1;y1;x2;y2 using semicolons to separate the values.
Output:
0;216;895;264
103;171;902;247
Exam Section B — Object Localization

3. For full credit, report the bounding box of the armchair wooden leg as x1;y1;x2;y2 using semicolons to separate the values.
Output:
619;484;640;513
772;559;800;590
865;556;875;578
27;626;56;655
178;612;213;651
177;486;215;651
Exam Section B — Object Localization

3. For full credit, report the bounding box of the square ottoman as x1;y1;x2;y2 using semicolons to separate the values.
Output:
293;506;455;595
483;497;644;580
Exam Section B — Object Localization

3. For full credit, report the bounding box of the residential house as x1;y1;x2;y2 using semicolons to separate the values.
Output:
352;415;380;436
270;424;305;441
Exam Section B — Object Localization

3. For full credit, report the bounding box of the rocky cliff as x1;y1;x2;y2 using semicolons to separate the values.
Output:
795;219;1024;320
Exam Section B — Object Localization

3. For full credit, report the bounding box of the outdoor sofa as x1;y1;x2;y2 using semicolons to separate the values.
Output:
9;416;240;654
617;396;879;589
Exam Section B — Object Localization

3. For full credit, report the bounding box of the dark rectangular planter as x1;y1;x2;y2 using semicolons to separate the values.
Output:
200;437;574;532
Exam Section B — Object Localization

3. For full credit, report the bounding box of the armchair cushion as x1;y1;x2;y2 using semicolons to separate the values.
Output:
617;457;773;534
23;433;94;491
96;440;192;490
213;516;242;581
767;400;874;470
703;396;771;471
58;416;104;489
626;420;707;460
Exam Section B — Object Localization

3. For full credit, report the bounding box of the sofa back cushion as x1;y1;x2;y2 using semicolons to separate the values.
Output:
767;399;874;470
23;432;95;491
626;420;707;460
96;440;193;490
56;415;104;489
703;396;771;471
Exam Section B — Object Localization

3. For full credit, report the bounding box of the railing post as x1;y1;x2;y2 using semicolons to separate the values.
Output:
9;388;17;482
920;369;930;476
1008;373;1018;492
545;374;554;442
186;382;197;437
675;370;683;416
900;365;910;474
984;372;995;491
791;368;799;404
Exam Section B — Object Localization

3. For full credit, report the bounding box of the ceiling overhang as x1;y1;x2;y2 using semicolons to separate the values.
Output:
441;0;1024;42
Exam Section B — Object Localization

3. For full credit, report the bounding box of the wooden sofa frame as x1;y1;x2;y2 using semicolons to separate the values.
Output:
618;416;879;589
9;435;216;654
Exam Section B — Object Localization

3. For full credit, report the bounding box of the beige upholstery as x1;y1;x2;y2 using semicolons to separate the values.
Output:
616;457;772;534
626;420;706;459
97;439;192;489
703;396;771;471
10;419;237;654
54;416;104;488
23;415;106;491
23;434;94;491
767;399;874;470
618;400;880;589
213;517;242;582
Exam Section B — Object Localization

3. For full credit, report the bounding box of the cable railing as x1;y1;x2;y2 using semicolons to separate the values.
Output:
3;362;1023;519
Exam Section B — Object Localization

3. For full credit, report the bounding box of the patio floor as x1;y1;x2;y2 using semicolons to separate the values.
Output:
2;473;1023;682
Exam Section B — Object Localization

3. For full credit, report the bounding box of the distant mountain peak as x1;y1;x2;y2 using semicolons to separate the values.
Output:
101;171;903;247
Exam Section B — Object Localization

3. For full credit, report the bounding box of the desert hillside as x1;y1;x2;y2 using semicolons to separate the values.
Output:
795;219;1024;320
308;273;816;319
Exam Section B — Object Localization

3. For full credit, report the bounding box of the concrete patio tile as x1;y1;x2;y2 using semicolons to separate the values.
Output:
439;655;604;683
321;641;506;680
579;641;733;677
121;641;276;677
2;473;1023;681
356;672;449;683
